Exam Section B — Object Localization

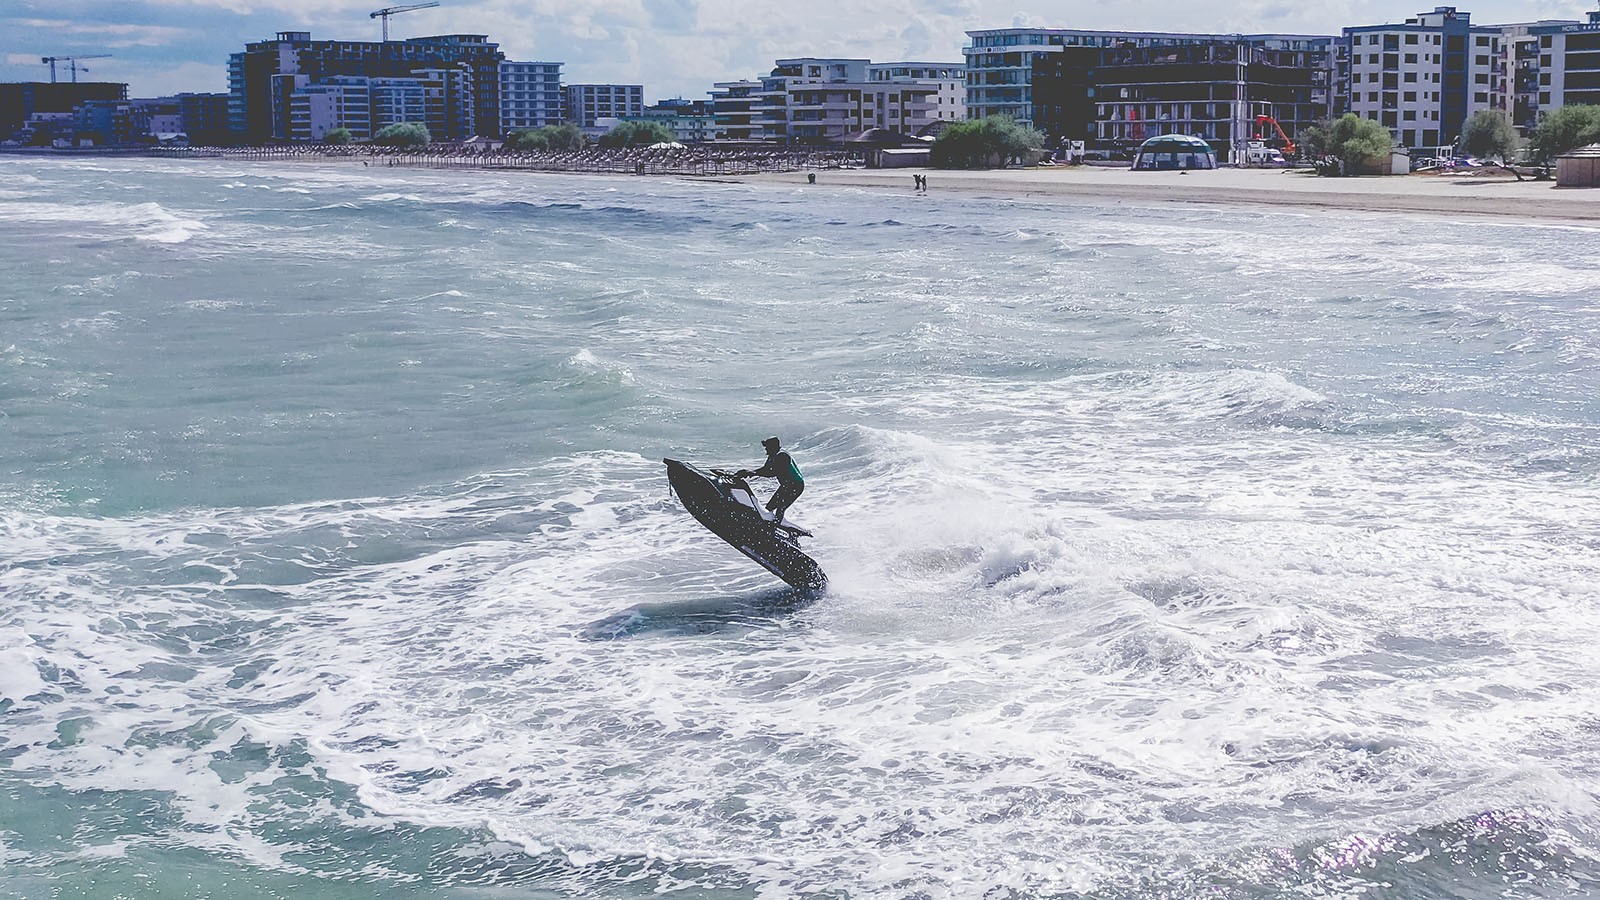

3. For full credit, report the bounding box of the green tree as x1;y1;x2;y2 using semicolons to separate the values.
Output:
599;120;676;149
507;124;586;152
506;128;550;151
1460;110;1519;162
322;127;352;146
1530;104;1600;162
931;115;1045;168
1301;113;1392;176
373;122;431;148
545;123;585;151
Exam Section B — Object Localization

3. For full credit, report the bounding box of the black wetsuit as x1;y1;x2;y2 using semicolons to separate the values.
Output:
750;451;804;522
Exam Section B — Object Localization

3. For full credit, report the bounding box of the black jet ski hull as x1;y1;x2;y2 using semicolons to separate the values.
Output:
664;458;827;590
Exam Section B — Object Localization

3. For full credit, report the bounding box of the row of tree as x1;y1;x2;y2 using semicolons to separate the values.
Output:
1301;105;1600;176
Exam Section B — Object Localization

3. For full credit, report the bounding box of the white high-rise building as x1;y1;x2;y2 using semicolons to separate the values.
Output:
287;76;372;141
709;80;762;139
868;62;966;123
499;61;563;134
1499;8;1600;134
721;57;965;143
565;84;644;127
1337;6;1504;150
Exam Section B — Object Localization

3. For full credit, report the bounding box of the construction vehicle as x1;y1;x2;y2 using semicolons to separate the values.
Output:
1240;141;1287;166
370;3;441;41
1252;115;1296;157
41;55;112;83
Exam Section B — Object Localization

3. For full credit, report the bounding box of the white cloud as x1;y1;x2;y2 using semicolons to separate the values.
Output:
15;18;191;46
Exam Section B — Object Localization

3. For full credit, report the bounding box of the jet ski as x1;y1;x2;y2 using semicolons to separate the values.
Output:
664;458;827;591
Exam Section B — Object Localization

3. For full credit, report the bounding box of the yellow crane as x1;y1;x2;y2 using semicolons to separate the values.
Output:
370;3;440;41
41;54;112;83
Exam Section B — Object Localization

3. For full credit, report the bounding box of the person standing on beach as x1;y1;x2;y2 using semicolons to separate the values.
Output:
737;437;805;525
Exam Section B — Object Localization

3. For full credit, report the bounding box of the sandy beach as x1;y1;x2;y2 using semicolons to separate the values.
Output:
742;165;1600;223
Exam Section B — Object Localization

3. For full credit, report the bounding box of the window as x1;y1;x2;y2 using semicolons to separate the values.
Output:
1405;53;1418;63
1403;110;1416;119
1404;91;1417;101
1406;34;1419;44
1404;72;1418;82
1474;92;1489;103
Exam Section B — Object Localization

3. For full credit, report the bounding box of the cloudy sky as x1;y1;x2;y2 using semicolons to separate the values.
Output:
3;0;1595;100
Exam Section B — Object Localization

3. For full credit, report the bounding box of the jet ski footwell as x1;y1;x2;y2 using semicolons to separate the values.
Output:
664;458;827;590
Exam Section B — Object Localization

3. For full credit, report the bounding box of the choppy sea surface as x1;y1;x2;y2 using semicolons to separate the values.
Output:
4;156;1600;899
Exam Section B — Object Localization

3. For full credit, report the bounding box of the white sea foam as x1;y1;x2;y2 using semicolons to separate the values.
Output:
0;199;205;243
4;158;1600;898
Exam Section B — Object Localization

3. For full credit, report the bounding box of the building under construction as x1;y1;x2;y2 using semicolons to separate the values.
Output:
1028;38;1332;161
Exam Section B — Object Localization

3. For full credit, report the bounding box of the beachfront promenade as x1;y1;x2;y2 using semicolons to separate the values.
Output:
149;143;855;177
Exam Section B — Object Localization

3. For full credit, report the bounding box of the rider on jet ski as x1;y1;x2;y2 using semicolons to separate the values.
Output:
737;437;805;525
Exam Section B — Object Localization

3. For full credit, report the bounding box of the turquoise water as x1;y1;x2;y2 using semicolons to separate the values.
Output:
4;156;1600;898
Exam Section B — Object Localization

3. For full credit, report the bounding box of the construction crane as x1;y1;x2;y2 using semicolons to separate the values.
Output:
41;54;112;83
370;3;440;41
1253;114;1297;157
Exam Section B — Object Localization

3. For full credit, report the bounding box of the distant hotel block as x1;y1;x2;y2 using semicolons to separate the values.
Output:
709;58;965;142
965;27;1333;160
636;98;715;142
1490;6;1600;132
227;31;504;141
500;61;564;131
1337;7;1504;150
565;84;644;127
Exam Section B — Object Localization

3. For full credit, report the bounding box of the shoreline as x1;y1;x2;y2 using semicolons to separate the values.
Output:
738;166;1600;224
8;149;1600;223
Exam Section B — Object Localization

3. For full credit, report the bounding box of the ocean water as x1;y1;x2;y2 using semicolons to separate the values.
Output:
4;155;1600;900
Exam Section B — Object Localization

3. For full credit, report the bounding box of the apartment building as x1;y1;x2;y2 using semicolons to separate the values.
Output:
635;98;715;142
1501;8;1600;132
1336;7;1505;149
965;27;1334;137
287;76;373;141
175;93;230;143
227;31;502;141
1;82;128;143
564;84;643;127
499;61;563;133
709;80;762;139
713;58;962;143
868;62;967;123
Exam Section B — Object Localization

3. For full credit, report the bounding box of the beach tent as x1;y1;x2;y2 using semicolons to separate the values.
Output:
1132;134;1217;171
